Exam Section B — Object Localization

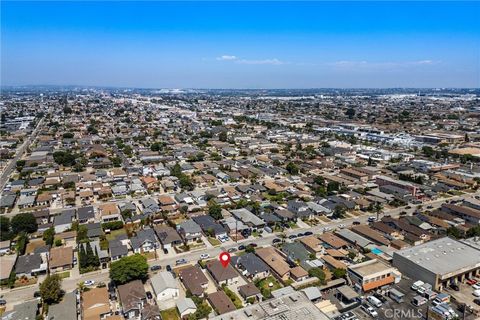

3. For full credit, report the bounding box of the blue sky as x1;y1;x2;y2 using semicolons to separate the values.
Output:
1;1;479;88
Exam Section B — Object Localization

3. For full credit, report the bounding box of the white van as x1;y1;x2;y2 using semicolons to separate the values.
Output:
367;295;382;308
411;280;424;291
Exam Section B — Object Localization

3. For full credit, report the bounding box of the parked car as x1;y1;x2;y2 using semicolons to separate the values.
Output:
84;280;95;286
472;283;480;290
0;299;6;306
367;216;376;222
163;248;169;254
296;233;304;237
450;283;460;291
33;291;41;298
166;265;172;272
249;243;258;247
228;247;237;253
176;259;187;265
200;253;210;259
352;221;361;225
473;298;480;306
304;231;313;236
361;304;378;317
150;265;161;271
338;224;346;229
373;293;387;303
238;245;246;250
146;291;153;300
288;234;297;239
473;290;480;297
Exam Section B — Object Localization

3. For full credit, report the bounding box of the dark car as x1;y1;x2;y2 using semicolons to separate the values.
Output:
288;234;297;239
163;248;169;254
373;292;387;303
450;283;460;291
146;291;153;300
297;233;304;237
352;221;361;225
0;299;6;306
474;299;480;306
238;245;246;250
272;238;281;244
304;231;313;236
166;265;172;272
33;291;41;298
150;265;161;271
249;243;258;247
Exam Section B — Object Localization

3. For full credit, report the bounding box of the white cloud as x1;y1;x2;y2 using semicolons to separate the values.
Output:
330;59;440;69
236;58;284;65
216;55;285;65
216;55;238;61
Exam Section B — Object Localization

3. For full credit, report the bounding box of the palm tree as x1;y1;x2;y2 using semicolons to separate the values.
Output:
374;202;383;221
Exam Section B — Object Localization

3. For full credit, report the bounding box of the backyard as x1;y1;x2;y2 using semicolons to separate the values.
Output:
255;276;283;298
160;308;180;320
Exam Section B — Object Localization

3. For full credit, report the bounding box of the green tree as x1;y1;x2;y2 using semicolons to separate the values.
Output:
308;267;326;284
0;216;12;241
62;132;74;139
77;225;88;242
110;254;149;285
446;226;462;239
11;213;37;235
43;227;55;246
16;232;29;255
332;268;346;279
332;205;347;219
286;162;299;175
219;131;228;142
208;200;223;220
345;107;355;119
40;274;63;304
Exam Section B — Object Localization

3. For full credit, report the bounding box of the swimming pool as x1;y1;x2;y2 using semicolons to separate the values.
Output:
371;248;383;255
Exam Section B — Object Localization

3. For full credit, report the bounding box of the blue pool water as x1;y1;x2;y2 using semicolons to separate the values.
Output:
371;248;383;255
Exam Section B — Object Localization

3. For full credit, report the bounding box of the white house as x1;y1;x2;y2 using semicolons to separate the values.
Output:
151;271;179;301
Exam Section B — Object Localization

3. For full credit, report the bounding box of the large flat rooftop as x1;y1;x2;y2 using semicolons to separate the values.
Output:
393;237;480;276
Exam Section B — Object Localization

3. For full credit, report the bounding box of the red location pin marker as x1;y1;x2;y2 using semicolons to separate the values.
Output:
219;252;231;268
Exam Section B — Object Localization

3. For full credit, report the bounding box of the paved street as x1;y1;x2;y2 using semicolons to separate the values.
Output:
2;190;478;310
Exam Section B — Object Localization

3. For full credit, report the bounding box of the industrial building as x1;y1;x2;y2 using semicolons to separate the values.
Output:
392;237;480;291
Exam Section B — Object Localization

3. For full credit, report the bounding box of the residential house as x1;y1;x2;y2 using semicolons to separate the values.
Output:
176;298;197;318
192;215;227;238
130;228;159;253
177;220;202;244
231;253;270;280
47;291;77;320
207;291;236;315
82;287;112;320
238;283;262;302
230;208;265;230
206;260;240;286
154;226;182;250
54;209;75;233
15;253;47;277
78;206;95;223
255;247;291;281
98;203;122;223
118;280;147;319
49;246;73;273
150;271;179;301
178;265;209;297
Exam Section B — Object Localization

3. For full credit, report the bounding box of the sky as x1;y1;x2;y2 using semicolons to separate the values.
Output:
1;1;479;88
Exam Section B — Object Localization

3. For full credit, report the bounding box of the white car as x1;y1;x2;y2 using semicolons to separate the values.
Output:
84;280;95;286
200;253;210;260
473;290;480;297
338;224;346;229
361;304;378;318
472;283;480;290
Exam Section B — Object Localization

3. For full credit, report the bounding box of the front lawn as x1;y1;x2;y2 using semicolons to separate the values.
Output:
207;237;221;246
160;308;180;320
287;221;299;229
58;271;70;279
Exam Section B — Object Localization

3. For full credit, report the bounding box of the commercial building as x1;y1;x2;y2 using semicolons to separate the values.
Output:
392;237;480;291
347;259;400;292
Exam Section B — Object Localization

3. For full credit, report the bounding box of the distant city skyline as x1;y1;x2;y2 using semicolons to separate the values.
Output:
1;1;479;88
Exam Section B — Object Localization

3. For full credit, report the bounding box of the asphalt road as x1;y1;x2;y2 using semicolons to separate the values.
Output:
0;115;46;192
2;190;478;309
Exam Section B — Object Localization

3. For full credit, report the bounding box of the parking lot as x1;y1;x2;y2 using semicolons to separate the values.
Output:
352;276;478;320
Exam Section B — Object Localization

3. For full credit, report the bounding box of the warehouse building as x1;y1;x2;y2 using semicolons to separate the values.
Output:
392;237;480;291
